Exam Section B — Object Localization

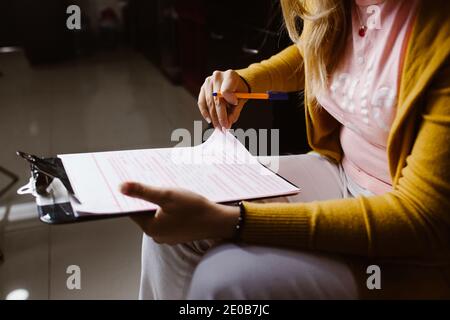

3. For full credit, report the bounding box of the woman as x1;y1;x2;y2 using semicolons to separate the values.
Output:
121;0;450;299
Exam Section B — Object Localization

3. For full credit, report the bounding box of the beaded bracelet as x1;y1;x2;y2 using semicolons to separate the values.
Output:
233;201;246;242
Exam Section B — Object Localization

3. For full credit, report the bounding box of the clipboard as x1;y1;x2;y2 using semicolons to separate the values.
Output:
16;151;152;224
16;144;301;225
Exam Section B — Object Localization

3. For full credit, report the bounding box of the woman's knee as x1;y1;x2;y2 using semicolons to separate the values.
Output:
187;244;260;299
187;243;359;300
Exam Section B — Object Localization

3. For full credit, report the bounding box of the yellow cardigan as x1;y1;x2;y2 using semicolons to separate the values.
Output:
237;0;450;264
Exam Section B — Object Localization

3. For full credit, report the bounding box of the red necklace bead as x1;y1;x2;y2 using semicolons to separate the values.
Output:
358;26;366;37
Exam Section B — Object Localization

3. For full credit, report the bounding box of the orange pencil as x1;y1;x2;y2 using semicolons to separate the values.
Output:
213;91;288;101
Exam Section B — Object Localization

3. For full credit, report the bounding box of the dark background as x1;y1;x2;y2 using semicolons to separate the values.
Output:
0;0;309;155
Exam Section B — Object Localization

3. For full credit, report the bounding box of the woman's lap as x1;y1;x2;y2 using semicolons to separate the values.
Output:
140;154;357;299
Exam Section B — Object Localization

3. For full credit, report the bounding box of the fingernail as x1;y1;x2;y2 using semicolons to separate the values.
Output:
222;126;227;133
120;183;129;195
205;117;211;124
120;182;132;195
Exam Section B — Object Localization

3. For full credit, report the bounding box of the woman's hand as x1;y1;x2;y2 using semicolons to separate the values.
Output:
198;69;249;131
120;182;240;245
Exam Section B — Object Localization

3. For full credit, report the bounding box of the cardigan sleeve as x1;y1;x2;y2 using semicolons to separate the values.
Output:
235;44;305;93
240;59;450;261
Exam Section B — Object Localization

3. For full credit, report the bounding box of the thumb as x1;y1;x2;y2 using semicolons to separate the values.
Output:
120;182;169;205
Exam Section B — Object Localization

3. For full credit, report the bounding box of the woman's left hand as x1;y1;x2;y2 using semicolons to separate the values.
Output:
120;182;240;245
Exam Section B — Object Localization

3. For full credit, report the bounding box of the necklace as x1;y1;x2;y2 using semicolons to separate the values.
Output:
355;6;367;37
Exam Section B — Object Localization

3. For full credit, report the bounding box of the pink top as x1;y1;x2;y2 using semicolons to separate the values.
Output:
316;0;418;195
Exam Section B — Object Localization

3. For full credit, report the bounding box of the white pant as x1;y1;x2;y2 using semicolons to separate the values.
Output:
139;153;369;299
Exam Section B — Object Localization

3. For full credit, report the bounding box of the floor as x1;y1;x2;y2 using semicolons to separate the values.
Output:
0;48;202;299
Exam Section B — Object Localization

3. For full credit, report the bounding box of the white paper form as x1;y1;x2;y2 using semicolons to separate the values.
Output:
58;130;300;216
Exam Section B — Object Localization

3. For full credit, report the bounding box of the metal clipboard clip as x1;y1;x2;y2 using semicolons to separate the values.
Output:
16;151;81;224
16;151;81;203
16;151;143;224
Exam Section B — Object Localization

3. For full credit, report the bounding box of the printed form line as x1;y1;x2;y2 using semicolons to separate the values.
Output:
91;153;123;212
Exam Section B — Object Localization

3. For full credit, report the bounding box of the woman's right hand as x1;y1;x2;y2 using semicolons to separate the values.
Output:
198;69;249;131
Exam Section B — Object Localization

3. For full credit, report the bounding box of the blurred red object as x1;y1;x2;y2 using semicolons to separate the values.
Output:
100;7;120;26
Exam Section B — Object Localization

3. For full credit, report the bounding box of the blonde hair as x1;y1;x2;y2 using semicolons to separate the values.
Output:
280;0;351;106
